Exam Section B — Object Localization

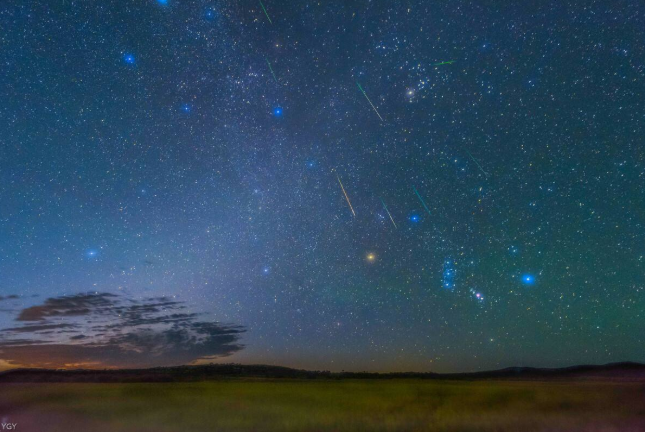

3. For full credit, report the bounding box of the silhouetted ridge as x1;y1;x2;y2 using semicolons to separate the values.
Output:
0;362;643;383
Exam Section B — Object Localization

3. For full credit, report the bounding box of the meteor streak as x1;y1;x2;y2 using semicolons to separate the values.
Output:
380;198;397;229
336;174;356;217
259;0;272;24
413;186;431;216
265;57;278;83
466;150;489;177
434;60;455;66
356;81;384;122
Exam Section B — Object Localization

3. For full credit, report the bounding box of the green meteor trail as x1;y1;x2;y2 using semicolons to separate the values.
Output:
434;61;455;66
381;198;397;229
413;186;431;216
356;81;384;122
265;57;278;83
259;0;272;24
466;150;489;178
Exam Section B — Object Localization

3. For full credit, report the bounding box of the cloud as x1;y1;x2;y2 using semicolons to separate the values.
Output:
0;295;19;301
0;293;245;369
0;339;50;347
2;323;77;333
16;292;118;321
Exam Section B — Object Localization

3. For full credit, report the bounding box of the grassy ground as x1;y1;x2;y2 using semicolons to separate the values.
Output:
1;379;644;431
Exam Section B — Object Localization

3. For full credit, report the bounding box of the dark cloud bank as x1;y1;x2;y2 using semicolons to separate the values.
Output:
0;293;245;369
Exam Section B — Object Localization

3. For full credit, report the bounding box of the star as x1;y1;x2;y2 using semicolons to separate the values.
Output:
409;214;421;223
205;8;216;20
123;53;135;65
366;253;376;263
521;274;536;285
85;249;99;259
273;107;283;117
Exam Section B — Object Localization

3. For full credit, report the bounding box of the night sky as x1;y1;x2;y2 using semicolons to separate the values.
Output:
1;0;644;372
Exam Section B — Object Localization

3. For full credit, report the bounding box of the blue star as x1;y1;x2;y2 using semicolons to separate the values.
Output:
273;107;283;117
85;249;99;259
409;214;421;223
156;0;168;5
205;8;217;20
123;53;135;65
521;274;535;285
180;103;191;113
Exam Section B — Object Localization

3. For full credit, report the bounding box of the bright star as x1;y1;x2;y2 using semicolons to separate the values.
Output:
273;107;283;117
205;8;216;20
409;214;421;223
123;53;135;65
521;274;535;285
366;253;376;263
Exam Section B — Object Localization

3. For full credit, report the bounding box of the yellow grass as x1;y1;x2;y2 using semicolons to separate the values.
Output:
1;379;644;431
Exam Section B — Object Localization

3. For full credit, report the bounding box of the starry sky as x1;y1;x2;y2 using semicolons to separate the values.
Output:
1;0;644;373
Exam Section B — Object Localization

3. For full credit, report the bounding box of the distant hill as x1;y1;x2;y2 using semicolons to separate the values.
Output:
1;362;644;383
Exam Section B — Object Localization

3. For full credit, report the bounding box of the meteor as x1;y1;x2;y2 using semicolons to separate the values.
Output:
265;57;278;83
380;198;397;229
259;0;272;24
434;60;455;66
466;150;489;177
413;186;431;216
336;174;356;217
356;81;384;122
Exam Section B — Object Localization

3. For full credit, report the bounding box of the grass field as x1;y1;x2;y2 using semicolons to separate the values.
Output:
1;379;644;431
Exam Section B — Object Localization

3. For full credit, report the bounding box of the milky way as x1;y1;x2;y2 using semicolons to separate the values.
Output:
0;1;644;372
